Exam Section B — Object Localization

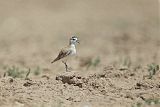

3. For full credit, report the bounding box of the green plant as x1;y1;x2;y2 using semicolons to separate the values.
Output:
122;56;131;68
25;68;31;80
86;57;101;69
132;102;142;107
118;56;131;71
33;66;41;76
79;57;101;70
93;57;101;67
132;98;160;107
5;66;28;78
147;63;159;79
145;98;160;105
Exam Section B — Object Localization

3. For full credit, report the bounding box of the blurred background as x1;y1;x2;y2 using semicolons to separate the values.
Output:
0;0;159;76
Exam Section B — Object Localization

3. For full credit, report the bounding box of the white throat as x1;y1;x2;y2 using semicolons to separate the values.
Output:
70;43;76;55
70;43;76;49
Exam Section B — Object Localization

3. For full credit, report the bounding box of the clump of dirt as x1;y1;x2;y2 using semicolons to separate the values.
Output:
56;72;84;88
0;66;160;107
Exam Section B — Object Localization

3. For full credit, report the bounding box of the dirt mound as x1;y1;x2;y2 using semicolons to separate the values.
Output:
1;66;160;107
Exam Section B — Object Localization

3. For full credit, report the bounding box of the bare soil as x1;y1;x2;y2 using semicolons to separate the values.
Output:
1;66;160;107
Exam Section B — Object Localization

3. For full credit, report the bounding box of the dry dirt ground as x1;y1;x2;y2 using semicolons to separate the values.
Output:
0;0;159;107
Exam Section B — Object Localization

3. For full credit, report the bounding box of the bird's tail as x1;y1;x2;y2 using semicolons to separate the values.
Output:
51;60;56;63
51;60;55;63
51;58;58;63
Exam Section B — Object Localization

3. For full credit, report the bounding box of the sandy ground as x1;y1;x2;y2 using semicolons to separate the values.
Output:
0;0;159;107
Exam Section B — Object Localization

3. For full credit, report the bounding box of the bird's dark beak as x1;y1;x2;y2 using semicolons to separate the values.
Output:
77;40;80;44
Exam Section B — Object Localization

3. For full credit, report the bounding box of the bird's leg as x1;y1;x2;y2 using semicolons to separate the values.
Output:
65;63;68;72
62;61;69;72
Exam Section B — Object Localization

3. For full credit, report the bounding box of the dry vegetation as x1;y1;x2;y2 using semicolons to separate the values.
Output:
0;0;159;107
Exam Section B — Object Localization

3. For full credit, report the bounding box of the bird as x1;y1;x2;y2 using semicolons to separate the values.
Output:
51;36;79;72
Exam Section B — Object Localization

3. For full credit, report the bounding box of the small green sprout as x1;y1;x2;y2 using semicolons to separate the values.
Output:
122;56;131;68
25;68;31;80
145;98;160;105
5;66;27;78
79;57;101;70
86;57;101;69
119;56;131;71
93;57;101;67
147;63;159;79
132;98;160;107
33;66;41;76
132;102;142;107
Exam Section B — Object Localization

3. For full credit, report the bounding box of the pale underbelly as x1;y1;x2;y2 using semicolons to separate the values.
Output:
61;54;76;62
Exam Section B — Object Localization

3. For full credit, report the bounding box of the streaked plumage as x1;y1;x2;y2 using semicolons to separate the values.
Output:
51;48;72;63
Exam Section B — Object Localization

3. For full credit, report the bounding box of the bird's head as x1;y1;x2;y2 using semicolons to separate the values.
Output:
69;36;80;45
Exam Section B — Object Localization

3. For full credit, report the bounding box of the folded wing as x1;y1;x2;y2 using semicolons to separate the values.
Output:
51;49;71;63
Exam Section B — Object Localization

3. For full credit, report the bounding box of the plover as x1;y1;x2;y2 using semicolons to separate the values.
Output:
51;36;79;72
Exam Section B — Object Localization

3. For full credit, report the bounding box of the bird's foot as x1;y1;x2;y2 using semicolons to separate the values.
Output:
67;67;73;72
65;67;72;72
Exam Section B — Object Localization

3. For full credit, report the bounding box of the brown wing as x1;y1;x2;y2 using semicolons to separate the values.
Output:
51;49;71;63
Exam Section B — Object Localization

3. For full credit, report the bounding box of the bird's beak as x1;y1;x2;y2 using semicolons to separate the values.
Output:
77;40;80;44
